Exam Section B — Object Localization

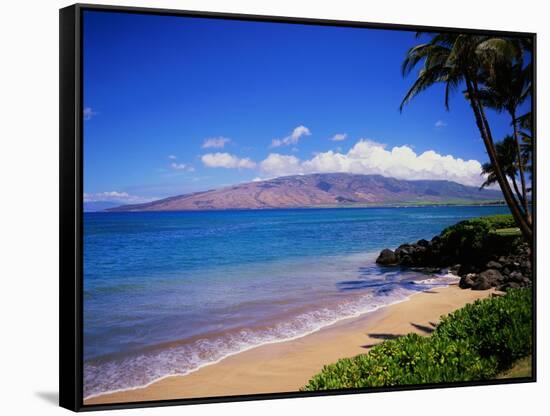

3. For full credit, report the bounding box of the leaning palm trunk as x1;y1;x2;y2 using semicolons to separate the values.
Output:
510;170;526;210
466;77;533;241
511;111;532;224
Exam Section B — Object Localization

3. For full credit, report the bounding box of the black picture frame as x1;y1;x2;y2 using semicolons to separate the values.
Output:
59;3;537;412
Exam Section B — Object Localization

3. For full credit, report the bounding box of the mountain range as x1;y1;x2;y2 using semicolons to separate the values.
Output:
105;173;503;212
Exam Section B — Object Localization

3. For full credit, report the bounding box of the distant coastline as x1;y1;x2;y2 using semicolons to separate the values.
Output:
86;200;506;213
88;173;504;212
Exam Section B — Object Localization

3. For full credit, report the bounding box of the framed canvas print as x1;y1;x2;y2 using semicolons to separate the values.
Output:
59;3;536;411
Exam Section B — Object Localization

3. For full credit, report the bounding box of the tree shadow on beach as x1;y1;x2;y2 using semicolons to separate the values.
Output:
410;322;435;334
361;332;402;348
368;333;402;340
360;321;438;349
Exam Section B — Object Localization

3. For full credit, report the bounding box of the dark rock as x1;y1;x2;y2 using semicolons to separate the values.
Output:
395;244;413;257
503;281;521;291
472;275;492;290
400;255;414;266
459;274;475;289
417;239;430;248
486;261;502;270
478;269;503;285
376;223;532;292
376;249;398;265
509;271;524;283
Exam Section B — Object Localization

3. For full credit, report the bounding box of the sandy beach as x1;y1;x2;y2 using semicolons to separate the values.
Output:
85;284;494;405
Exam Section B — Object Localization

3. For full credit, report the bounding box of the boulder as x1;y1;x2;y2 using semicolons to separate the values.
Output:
472;275;492;290
478;269;503;286
509;271;524;283
459;274;475;289
400;255;414;266
395;244;413;257
486;260;502;270
501;281;521;291
376;248;398;265
417;239;430;248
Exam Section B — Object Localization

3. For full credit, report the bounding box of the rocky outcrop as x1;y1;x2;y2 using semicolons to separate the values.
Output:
377;235;532;292
376;248;398;265
376;235;450;268
458;245;532;291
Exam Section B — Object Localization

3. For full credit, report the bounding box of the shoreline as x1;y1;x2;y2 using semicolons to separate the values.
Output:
85;284;494;405
96;202;506;214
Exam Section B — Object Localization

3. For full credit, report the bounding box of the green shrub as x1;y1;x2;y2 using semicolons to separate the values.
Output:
436;288;532;369
440;214;516;237
303;289;532;391
438;214;521;264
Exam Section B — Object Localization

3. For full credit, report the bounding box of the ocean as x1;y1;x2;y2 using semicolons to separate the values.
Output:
83;205;508;398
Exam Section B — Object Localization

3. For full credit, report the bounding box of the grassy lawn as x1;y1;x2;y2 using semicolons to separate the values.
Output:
493;227;521;237
497;355;532;379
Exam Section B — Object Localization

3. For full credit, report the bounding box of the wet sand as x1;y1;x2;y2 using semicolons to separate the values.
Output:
85;285;494;405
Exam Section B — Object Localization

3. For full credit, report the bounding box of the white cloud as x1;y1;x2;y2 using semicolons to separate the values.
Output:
259;139;485;186
202;137;231;149
330;133;347;141
83;191;153;203
201;152;256;169
270;125;311;148
83;107;97;121
435;120;447;128
168;155;177;160
170;162;195;172
259;153;303;177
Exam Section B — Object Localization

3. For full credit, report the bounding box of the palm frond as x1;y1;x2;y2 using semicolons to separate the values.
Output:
400;66;448;111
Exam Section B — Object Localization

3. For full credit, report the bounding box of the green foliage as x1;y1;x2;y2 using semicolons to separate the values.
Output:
303;289;532;391
438;214;520;263
440;214;516;237
436;288;532;369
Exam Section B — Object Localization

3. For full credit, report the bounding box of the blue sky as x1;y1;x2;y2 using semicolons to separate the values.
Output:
83;10;523;204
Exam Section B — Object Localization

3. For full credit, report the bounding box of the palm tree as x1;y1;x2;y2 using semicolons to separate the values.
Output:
480;135;527;209
400;33;533;242
475;61;532;222
518;111;534;187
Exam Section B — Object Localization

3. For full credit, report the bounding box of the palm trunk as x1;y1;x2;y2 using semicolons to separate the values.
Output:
466;77;532;242
510;172;525;211
511;110;531;224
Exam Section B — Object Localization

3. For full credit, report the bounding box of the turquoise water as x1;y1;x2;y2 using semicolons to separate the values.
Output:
83;205;508;398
